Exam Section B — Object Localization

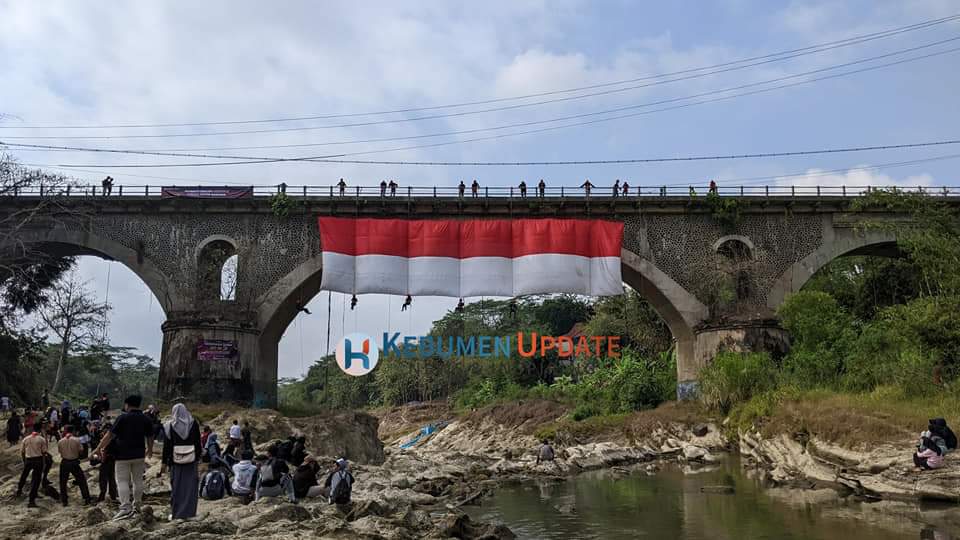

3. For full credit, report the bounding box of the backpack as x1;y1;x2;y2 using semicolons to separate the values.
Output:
260;458;282;487
200;470;226;500
330;470;352;504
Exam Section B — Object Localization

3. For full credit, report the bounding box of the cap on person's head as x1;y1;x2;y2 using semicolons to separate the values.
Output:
336;457;347;468
124;395;142;408
241;450;254;460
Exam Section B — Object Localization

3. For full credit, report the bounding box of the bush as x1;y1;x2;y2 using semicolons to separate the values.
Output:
698;351;776;414
571;403;600;421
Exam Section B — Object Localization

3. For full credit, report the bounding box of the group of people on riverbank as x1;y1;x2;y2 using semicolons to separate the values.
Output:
5;393;355;521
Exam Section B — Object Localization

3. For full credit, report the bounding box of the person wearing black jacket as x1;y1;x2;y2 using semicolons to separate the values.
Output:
292;456;323;500
161;403;202;520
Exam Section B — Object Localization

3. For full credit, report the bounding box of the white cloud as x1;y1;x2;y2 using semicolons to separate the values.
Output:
774;166;935;192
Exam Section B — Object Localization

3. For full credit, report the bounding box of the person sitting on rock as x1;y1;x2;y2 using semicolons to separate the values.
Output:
914;428;948;470
291;435;307;467
323;457;354;505
536;440;555;465
277;436;296;463
255;444;295;503
929;418;957;453
231;450;259;504
293;455;325;501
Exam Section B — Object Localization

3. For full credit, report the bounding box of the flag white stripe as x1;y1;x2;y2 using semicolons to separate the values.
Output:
322;253;622;297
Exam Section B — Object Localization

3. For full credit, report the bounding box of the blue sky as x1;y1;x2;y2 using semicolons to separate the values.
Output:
2;0;958;378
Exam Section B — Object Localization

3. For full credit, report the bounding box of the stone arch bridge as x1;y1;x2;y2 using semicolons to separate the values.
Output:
0;187;928;407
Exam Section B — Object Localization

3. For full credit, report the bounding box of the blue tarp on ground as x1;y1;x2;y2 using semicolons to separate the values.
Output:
399;422;447;449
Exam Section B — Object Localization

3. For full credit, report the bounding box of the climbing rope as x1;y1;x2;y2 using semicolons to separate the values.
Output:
325;291;332;356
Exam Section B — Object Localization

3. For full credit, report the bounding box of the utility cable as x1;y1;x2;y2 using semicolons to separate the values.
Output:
3;34;959;141
3;13;957;130
5;38;958;167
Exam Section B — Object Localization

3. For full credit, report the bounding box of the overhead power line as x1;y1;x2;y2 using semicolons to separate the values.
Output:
3;13;958;130
5;43;960;167
4;34;960;142
16;140;960;169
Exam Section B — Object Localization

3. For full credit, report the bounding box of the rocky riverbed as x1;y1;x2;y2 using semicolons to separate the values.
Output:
0;402;730;539
1;399;957;539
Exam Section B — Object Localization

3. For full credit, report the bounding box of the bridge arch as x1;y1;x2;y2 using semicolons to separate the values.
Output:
255;247;709;399
766;228;900;310
15;228;179;314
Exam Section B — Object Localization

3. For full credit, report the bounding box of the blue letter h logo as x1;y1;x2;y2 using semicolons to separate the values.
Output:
344;338;370;370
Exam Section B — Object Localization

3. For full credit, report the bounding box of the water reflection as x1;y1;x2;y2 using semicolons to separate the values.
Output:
466;458;957;540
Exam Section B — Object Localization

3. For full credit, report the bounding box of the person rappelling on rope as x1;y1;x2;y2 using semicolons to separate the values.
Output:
401;295;412;312
509;299;518;320
455;298;464;312
350;295;357;311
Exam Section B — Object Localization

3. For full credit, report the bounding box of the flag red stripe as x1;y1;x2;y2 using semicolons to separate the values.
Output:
318;217;622;258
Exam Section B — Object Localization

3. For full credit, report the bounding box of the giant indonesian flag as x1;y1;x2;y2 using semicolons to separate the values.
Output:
318;217;624;297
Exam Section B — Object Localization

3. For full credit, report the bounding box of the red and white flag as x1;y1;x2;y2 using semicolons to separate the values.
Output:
318;217;623;297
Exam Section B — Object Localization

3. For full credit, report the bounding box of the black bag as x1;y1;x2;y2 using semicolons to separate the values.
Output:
200;470;226;500
330;471;352;504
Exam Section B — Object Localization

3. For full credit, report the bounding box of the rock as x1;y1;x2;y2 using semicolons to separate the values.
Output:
553;501;577;514
692;424;709;437
96;523;134;540
346;499;393;521
81;507;108;526
682;445;708;461
701;485;735;494
138;505;156;526
438;512;516;540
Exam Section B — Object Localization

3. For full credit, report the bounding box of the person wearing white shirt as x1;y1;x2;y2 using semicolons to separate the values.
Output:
226;420;242;457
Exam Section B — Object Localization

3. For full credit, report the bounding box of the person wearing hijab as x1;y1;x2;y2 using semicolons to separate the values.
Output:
161;403;201;520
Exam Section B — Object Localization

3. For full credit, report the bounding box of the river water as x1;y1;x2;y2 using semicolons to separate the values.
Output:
465;458;958;539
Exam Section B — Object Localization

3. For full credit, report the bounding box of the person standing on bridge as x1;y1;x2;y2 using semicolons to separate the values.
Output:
580;179;594;196
622;181;630;196
389;180;398;196
612;179;620;197
538;179;546;197
380;180;387;197
471;180;480;197
277;182;287;194
518;181;527;198
709;180;718;195
337;178;347;196
458;180;466;198
101;176;114;196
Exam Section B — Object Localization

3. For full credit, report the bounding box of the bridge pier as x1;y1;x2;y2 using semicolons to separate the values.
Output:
157;316;275;408
677;320;790;399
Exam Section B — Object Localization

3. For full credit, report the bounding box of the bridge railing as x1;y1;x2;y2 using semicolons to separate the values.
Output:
3;184;959;198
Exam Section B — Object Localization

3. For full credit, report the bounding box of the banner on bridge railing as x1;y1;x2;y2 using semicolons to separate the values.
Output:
161;186;253;199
